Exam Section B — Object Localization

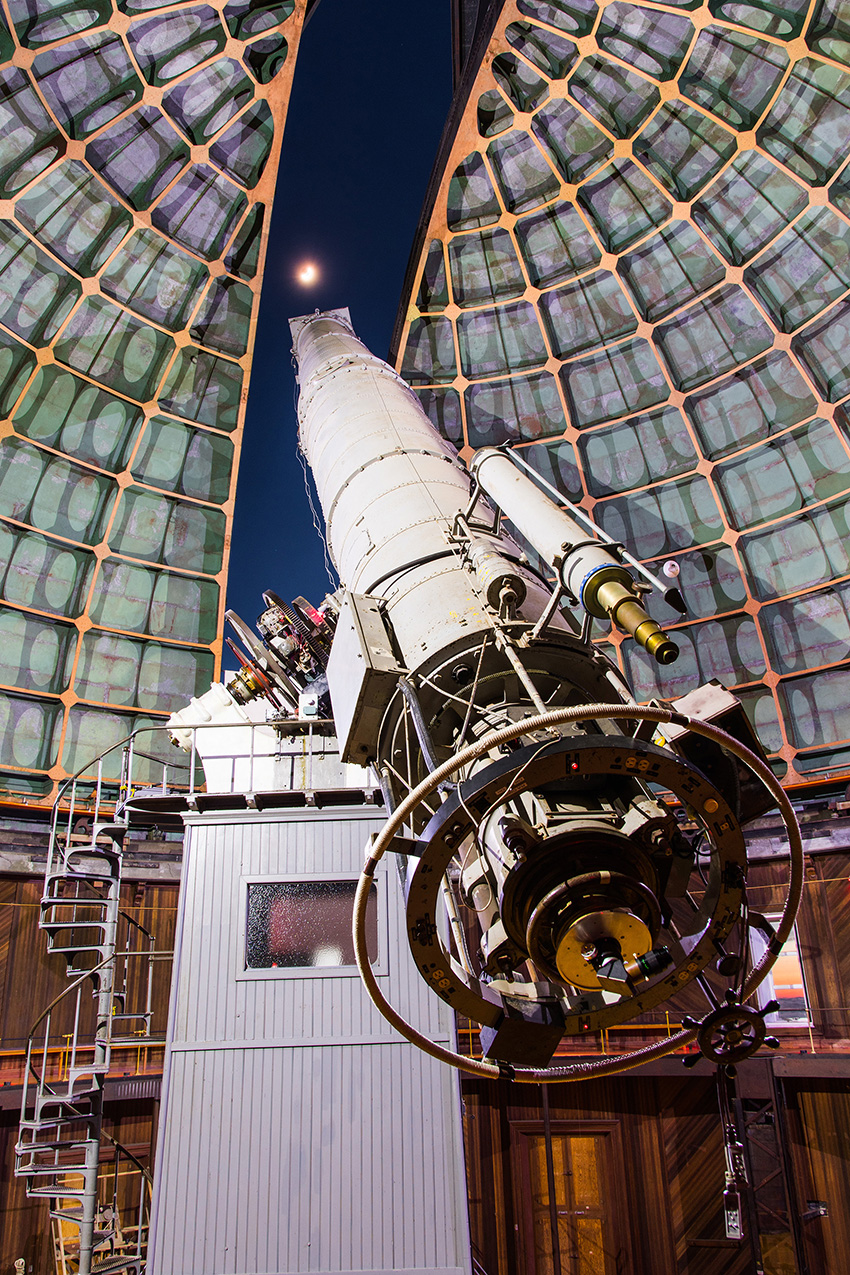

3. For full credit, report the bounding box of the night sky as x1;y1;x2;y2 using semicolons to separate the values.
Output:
225;1;453;631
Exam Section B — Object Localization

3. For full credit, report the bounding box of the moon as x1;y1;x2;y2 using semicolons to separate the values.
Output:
296;261;319;286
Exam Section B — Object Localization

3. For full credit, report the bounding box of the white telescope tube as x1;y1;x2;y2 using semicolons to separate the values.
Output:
471;448;679;664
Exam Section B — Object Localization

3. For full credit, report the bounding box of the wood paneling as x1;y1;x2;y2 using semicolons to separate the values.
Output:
0;1099;159;1275
783;1080;850;1275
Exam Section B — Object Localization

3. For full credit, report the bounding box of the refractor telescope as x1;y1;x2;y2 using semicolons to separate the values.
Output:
178;308;803;1082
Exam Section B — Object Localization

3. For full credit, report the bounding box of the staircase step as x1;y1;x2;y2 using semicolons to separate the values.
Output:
90;1256;140;1273
17;1130;95;1149
24;1177;91;1195
44;871;114;888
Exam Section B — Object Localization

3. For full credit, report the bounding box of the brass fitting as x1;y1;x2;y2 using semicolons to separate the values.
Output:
594;580;679;665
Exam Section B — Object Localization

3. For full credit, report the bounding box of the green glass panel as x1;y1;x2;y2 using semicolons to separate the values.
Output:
150;570;218;641
132;415;234;502
685;351;817;458
417;241;449;311
831;161;850;219
487;130;559;215
597;4;694;80
75;630;143;705
137;640;214;710
90;559;220;642
792;300;850;402
0;436;116;543
0;10;14;60
190;276;253;356
127;6;227;86
14;367;142;471
569;55;660;139
242;32;288;83
623;631;698;699
448;228;525;307
86;106;190;211
400;315;457;384
741;497;850;599
531;100;614;184
0;690;60;770
119;0;184;11
32;32;143;138
738;686;784;753
162;58;253;144
517;0;598;36
710;0;808;38
780;666;850;749
680;26;787;130
540;270;637;358
654;284;773;392
465;371;566;446
644;543;746;620
745;207;850;333
74;629;214;711
0;522;94;616
517;436;582;499
693;152;808;266
60;704;139;780
158;347;244;429
0;768;51;796
580;406;697;495
224;0;293;41
516;201;601;289
478;90;513;139
225;202;264;279
152;164;247;260
562;338;669;427
0;66;65;199
416;386;463;447
0;219;80;345
578;160;672;253
447;153;502;231
634;99;737;202
808;0;850;60
624;613;764;699
792;742;850;772
458;301;547;378
506;21;578;78
620;222;725;323
209;100;274;188
764;581;850;674
0;328;36;415
757;57;850;185
108;486;225;573
492;52;550;113
54;295;174;400
59;706;174;783
7;0;110;46
88;559;155;634
0;609;74;693
716;417;850;529
15;160;132;276
597;473;724;557
100;228;208;331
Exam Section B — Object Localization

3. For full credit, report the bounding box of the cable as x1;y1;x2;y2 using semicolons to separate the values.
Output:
297;443;337;591
352;702;803;1083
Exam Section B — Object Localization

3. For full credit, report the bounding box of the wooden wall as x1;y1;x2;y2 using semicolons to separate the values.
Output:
0;1098;160;1275
0;875;179;1073
462;1071;850;1275
0;873;178;1272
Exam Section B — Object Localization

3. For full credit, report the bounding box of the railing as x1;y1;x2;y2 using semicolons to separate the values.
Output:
47;718;366;866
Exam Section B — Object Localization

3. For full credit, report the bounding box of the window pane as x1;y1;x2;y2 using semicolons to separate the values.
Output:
246;880;378;969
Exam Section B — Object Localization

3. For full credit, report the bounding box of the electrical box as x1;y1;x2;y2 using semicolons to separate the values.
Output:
326;591;403;764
